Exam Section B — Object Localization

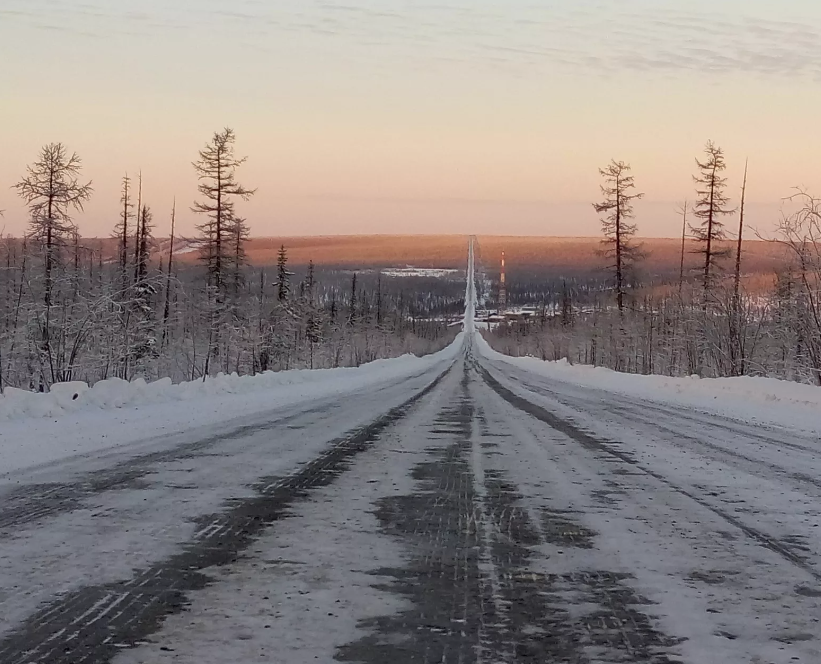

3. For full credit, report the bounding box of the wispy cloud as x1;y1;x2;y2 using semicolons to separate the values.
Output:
3;0;821;77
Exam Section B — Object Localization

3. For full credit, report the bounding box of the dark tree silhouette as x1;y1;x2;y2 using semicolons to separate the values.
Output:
192;128;255;298
593;160;644;312
14;143;93;308
691;141;733;301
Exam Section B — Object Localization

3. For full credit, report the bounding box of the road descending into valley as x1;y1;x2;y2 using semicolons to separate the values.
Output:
1;240;820;664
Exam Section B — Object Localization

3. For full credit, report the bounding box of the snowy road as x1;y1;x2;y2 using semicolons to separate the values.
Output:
1;246;821;662
1;340;820;662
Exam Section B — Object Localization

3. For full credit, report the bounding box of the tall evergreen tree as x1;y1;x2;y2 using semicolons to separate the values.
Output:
306;260;316;296
275;245;292;302
691;141;733;300
135;205;153;286
593;160;644;312
14;144;93;387
349;272;358;325
192;128;255;298
130;205;157;370
14;143;93;308
230;216;250;299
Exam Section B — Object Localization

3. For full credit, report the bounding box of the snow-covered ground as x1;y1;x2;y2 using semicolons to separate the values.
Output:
0;350;456;650
1;241;820;663
0;339;461;477
381;267;461;278
476;333;821;435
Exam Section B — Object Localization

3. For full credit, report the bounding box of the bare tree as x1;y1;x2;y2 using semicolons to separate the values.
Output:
135;205;153;286
733;160;749;304
132;172;142;285
676;200;689;295
691;141;733;301
230;216;250;299
593;160;644;312
14;143;93;308
725;160;750;375
773;190;821;384
114;173;133;288
161;199;176;349
14;144;93;386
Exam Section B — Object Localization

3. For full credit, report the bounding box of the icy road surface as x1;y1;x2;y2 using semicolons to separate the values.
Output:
1;245;820;662
0;340;820;663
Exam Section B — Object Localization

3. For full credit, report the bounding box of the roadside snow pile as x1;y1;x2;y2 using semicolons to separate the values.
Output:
475;332;821;429
0;336;464;476
0;337;463;423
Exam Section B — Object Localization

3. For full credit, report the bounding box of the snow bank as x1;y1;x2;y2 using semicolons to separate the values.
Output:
0;336;464;476
0;339;463;423
475;332;821;432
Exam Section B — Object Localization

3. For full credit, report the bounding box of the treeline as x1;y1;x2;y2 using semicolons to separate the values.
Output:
486;141;821;385
0;129;459;391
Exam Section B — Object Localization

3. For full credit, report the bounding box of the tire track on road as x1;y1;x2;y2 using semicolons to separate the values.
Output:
340;368;680;663
479;363;821;584
0;365;452;664
0;368;442;535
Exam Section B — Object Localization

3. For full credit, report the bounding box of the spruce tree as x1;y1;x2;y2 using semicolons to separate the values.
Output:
276;245;292;302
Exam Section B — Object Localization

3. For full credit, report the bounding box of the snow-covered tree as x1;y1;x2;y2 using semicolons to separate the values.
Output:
14;143;93;309
192;128;255;299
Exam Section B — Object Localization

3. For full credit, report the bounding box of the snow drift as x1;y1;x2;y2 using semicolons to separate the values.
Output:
474;331;821;434
0;335;463;476
0;338;463;423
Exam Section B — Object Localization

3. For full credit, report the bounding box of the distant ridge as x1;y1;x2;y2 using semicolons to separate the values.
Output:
51;235;786;275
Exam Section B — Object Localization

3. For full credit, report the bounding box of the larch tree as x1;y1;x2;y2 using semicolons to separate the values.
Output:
114;173;133;290
593;160;644;312
733;160;749;305
161;199;176;349
676;201;689;295
132;172;143;285
726;161;749;376
135;204;153;286
14;144;92;387
691;141;733;301
192;128;255;300
14;143;93;309
132;204;157;368
230;216;250;299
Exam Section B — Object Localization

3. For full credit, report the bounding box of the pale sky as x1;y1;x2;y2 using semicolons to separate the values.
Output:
2;0;821;238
